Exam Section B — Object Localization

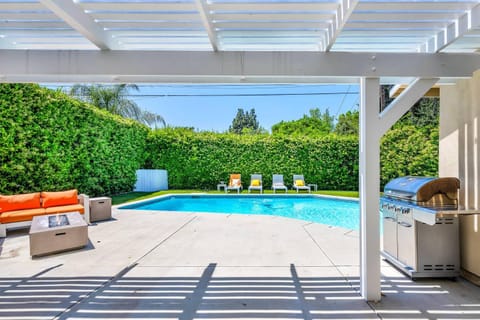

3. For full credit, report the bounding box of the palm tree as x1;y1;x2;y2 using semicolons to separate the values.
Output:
141;110;167;129
70;84;166;128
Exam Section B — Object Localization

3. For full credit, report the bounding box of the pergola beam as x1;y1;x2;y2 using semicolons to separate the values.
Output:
194;0;218;51
39;0;117;50
0;51;479;83
325;0;359;51
422;3;480;53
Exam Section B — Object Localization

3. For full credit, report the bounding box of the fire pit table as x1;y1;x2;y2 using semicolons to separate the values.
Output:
29;212;88;257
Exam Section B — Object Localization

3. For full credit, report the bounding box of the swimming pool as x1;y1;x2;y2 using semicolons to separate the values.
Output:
120;195;359;230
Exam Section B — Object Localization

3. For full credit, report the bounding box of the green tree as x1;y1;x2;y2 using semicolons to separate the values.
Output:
70;84;166;128
271;108;334;137
399;98;439;127
335;110;359;136
229;108;260;134
380;84;439;127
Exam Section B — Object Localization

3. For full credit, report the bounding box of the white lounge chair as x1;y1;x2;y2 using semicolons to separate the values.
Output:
272;174;288;193
248;174;263;193
293;174;310;193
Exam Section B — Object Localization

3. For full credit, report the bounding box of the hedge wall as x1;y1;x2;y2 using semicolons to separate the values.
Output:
0;84;149;196
0;84;438;195
146;127;438;191
380;125;439;187
145;128;359;190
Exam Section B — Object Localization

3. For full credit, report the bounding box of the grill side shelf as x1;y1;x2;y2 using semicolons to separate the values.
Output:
409;208;479;225
412;207;437;225
435;209;480;217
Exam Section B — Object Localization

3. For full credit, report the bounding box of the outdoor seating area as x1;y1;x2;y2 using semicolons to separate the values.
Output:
224;174;316;193
0;189;90;238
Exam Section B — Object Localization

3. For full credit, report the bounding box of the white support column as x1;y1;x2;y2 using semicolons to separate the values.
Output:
359;77;381;302
359;77;438;301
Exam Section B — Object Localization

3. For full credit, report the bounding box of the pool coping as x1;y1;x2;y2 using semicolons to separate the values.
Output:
114;192;359;210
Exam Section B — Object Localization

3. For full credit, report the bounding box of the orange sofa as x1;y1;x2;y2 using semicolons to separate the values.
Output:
0;189;90;237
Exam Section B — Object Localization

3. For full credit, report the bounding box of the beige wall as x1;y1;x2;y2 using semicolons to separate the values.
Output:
440;70;480;277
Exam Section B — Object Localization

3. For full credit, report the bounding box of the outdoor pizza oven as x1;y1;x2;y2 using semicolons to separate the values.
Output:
380;176;460;278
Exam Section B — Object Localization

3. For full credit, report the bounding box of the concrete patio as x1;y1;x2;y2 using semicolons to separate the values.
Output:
1;208;480;319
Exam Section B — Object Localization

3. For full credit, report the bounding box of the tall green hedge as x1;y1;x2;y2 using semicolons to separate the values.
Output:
145;128;359;190
0;84;438;195
0;84;149;196
380;125;439;187
145;127;438;191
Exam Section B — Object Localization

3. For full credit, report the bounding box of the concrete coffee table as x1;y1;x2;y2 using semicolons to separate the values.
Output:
29;212;88;257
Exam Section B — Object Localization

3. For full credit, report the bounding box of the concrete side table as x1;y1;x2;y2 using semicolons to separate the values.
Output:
89;197;112;222
308;184;318;192
217;183;227;192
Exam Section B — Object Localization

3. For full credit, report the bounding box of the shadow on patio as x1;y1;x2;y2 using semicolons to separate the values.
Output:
1;263;480;319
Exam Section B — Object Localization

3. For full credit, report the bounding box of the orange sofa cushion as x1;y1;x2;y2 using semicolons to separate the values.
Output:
0;208;46;224
0;193;41;213
45;204;84;215
41;190;78;208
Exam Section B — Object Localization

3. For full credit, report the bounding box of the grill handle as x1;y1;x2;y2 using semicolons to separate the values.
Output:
398;221;412;228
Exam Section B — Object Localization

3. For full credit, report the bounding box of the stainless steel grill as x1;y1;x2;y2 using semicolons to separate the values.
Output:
381;176;460;278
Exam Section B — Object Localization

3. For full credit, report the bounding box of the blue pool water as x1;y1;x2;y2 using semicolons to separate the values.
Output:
120;195;359;230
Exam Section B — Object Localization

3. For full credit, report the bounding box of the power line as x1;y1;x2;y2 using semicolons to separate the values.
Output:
120;91;359;98
334;85;351;118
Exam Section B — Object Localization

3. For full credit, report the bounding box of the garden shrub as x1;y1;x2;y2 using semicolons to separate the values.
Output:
0;84;438;195
145;128;359;190
146;126;438;191
380;125;439;187
0;84;149;196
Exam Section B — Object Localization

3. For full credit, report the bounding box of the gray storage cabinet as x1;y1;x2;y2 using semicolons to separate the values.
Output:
89;197;112;222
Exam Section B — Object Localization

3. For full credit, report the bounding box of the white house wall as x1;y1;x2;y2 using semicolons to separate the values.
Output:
440;70;480;280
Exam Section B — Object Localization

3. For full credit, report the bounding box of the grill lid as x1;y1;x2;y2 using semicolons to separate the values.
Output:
384;176;460;202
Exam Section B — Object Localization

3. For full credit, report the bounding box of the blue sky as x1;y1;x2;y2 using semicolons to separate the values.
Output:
129;84;359;132
50;84;359;132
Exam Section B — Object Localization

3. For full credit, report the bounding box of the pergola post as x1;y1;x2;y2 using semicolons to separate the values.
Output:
358;77;439;301
359;77;381;301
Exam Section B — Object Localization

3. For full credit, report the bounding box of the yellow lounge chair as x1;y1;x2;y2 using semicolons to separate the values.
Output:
248;174;263;193
293;174;311;193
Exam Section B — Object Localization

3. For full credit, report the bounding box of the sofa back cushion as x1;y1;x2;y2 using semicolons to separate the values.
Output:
0;192;41;213
41;189;78;208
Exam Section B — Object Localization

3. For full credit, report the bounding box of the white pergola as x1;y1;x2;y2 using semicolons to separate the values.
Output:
1;0;480;302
